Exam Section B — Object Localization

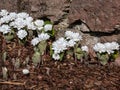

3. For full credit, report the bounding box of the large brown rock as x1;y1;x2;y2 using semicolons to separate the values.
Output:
0;0;18;12
69;0;120;32
26;0;69;22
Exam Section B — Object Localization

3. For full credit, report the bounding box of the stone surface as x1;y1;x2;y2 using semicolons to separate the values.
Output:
100;34;120;44
68;0;120;32
0;0;18;12
27;0;69;22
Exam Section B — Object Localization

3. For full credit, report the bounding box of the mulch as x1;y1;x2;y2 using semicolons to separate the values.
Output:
0;39;120;90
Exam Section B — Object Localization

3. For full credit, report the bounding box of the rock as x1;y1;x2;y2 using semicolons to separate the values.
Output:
27;0;70;22
68;0;120;33
0;0;18;12
100;35;120;43
114;56;120;66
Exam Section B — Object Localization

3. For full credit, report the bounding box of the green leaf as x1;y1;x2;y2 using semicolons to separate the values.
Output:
32;52;41;66
50;44;53;56
76;53;84;60
110;50;119;60
44;21;52;24
100;59;108;65
4;34;14;41
38;41;47;55
60;52;64;61
97;53;109;65
76;48;83;54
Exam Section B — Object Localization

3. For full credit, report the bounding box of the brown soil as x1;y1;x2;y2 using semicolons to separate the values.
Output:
0;40;120;90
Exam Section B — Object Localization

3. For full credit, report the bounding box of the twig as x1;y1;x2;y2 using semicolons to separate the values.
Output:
0;81;26;86
29;85;37;89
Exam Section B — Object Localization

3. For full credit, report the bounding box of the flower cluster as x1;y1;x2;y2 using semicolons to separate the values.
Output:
81;45;89;52
0;9;53;41
1;9;120;65
52;31;82;60
31;33;50;46
93;42;119;54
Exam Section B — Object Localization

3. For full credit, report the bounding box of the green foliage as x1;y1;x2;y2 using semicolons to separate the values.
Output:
110;50;119;60
38;40;47;55
75;48;84;60
32;51;41;66
60;52;64;61
2;51;7;62
4;31;15;41
97;53;109;65
44;21;52;24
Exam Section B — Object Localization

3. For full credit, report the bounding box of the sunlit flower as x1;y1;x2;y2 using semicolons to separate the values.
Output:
9;12;17;21
34;20;44;28
17;29;27;39
81;45;89;52
67;39;76;47
0;24;11;34
52;37;68;54
17;12;29;18
27;22;36;30
111;42;119;50
31;37;40;46
11;18;27;30
44;24;53;31
0;15;11;23
65;31;82;41
52;53;60;60
26;17;33;24
38;33;50;41
93;43;106;53
93;42;119;54
0;9;9;17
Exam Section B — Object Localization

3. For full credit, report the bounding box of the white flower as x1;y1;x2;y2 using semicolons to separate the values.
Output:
44;24;52;31
0;15;11;23
26;17;33;24
104;42;114;54
67;39;76;47
31;37;40;46
93;42;119;54
52;37;68;54
27;22;36;30
111;42;119;50
34;20;44;27
38;33;50;41
81;46;89;52
0;25;11;34
22;69;29;75
0;12;17;24
52;53;60;60
93;43;106;53
17;29;27;39
17;12;29;18
9;12;17;21
65;31;82;42
12;18;27;30
0;9;9;16
104;42;119;54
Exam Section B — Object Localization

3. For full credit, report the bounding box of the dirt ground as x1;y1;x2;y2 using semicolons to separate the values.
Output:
0;40;120;90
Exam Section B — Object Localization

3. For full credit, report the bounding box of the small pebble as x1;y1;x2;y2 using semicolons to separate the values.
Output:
22;69;29;75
